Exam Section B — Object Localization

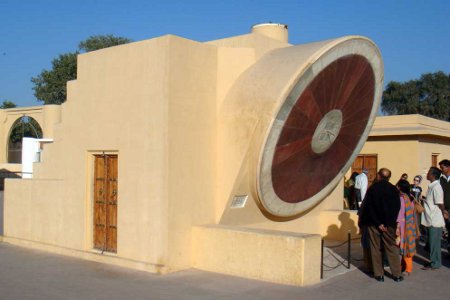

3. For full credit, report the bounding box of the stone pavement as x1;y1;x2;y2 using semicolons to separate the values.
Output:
1;240;450;300
1;191;450;299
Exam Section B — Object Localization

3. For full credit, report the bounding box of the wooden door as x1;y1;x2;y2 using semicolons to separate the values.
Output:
352;156;363;174
432;154;439;167
351;154;378;185
93;154;118;252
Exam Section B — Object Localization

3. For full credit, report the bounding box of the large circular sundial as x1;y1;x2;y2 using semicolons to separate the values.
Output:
254;39;383;220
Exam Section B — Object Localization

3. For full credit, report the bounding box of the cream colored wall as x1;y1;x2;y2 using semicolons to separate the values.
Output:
192;225;321;286
165;37;217;268
42;105;61;139
5;179;69;246
244;181;356;239
418;136;450;174
4;34;266;272
0;110;6;163
215;47;255;113
5;36;174;267
215;38;337;225
357;115;450;190
211;32;293;223
354;136;450;197
361;138;419;182
207;33;290;59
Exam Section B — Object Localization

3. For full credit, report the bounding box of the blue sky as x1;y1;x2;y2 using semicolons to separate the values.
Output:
1;0;449;107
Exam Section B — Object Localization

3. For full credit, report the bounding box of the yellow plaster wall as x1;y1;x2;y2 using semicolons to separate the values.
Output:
361;138;419;182
215;38;337;226
4;179;71;246
192;225;321;286
42;105;61;139
357;114;450;183
207;33;290;59
165;37;217;268
358;137;450;191
418;136;450;174
4;34;265;272
243;181;353;238
4;36;173;268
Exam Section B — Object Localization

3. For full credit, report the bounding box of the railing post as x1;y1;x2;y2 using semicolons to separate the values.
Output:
320;238;324;279
347;231;351;269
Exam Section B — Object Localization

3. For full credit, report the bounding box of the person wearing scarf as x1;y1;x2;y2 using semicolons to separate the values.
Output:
396;179;417;275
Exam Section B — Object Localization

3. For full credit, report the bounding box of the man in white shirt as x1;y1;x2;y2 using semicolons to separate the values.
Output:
354;169;368;209
421;166;447;270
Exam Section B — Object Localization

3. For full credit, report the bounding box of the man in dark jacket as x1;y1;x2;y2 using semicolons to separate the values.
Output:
438;159;450;254
359;168;402;282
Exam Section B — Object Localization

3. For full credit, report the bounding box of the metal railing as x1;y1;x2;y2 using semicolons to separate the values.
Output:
321;232;364;279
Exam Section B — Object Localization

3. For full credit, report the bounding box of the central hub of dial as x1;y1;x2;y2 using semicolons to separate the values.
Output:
311;109;343;154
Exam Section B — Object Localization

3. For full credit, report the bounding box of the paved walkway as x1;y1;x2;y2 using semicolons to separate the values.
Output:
0;240;450;300
2;191;450;299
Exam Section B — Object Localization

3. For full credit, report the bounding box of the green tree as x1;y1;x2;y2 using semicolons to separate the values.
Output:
31;35;132;105
31;52;78;105
78;35;132;52
0;100;17;109
382;71;450;121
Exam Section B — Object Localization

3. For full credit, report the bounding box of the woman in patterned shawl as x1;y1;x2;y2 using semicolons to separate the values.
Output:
396;179;417;275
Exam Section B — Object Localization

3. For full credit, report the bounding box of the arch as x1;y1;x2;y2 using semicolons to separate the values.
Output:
7;116;43;163
0;106;45;164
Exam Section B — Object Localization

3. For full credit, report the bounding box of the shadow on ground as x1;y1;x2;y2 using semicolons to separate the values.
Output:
414;234;450;268
322;230;450;282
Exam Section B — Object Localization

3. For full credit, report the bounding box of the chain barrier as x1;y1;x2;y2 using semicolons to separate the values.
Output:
321;231;365;279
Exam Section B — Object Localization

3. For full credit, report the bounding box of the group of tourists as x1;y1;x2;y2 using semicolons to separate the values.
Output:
356;159;450;282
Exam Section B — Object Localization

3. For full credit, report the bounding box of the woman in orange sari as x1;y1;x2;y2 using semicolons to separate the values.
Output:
396;179;417;275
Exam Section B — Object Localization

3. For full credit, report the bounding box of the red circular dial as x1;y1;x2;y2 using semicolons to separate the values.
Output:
271;54;375;204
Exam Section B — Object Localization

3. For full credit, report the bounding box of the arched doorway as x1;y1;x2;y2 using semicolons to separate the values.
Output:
7;116;43;163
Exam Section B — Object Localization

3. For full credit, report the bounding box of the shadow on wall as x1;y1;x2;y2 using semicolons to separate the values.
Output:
0;169;21;191
324;212;359;241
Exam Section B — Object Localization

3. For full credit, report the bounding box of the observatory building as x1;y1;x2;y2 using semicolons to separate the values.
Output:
3;24;384;286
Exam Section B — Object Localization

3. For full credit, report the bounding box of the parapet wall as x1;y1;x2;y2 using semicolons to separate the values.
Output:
192;225;322;286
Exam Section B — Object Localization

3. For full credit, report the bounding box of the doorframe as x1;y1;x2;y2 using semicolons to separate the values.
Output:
86;150;119;253
351;154;378;185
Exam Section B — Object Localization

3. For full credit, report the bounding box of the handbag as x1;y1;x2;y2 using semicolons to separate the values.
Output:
414;197;424;214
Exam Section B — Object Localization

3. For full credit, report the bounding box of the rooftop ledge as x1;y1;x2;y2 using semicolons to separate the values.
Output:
369;114;450;138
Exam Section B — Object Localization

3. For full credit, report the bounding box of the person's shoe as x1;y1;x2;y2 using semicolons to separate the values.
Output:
374;276;384;282
393;276;404;282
